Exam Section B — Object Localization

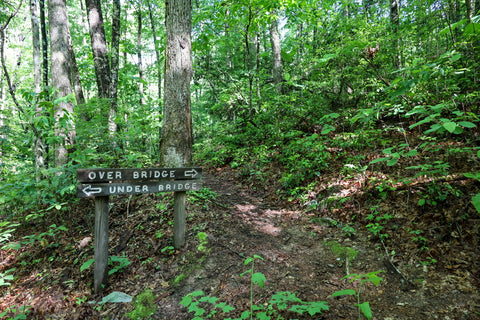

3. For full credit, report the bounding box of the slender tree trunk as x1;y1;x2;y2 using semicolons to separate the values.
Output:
67;28;85;106
390;0;401;68
85;0;111;99
137;7;145;105
31;0;46;180
269;13;283;93
40;0;49;89
48;0;76;167
110;0;121;142
147;0;162;106
162;0;192;249
224;8;232;70
466;0;474;21
86;0;120;143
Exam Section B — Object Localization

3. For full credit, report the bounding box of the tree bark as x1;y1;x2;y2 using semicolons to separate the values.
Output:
161;0;193;167
48;0;76;167
31;0;46;179
40;0;49;89
162;0;193;249
85;0;111;99
390;0;401;68
147;0;162;106
110;0;121;141
269;13;283;93
137;6;145;105
86;0;120;142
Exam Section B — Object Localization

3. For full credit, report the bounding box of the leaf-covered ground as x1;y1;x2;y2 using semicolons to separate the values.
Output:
1;133;480;319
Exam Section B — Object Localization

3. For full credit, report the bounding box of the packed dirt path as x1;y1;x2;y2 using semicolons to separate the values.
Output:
154;169;480;320
1;169;478;319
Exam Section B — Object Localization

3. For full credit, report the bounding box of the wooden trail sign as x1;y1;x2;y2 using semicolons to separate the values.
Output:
76;167;202;293
78;180;202;197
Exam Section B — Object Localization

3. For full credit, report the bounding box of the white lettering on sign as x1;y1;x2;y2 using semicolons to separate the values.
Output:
132;170;175;179
109;184;150;194
158;182;197;192
88;171;122;180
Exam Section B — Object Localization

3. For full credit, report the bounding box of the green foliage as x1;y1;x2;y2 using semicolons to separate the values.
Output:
0;221;18;248
196;232;209;253
324;241;358;274
0;268;16;287
109;254;132;275
0;305;31;320
332;271;384;320
126;290;157;320
80;254;131;275
181;255;329;320
279;133;330;189
180;290;235;319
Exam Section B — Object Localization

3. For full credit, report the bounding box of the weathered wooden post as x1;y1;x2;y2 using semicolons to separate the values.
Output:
94;196;109;294
173;191;186;248
76;167;202;292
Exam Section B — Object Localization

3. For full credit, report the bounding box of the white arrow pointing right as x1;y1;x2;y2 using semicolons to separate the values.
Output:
184;168;199;178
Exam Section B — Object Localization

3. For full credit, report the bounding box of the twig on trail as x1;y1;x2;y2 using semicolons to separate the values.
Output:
126;194;133;217
380;237;414;290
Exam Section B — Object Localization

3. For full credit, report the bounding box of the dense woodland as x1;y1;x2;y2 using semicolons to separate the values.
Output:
1;0;480;319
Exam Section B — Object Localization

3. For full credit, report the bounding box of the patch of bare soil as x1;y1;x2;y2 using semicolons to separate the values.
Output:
1;167;479;319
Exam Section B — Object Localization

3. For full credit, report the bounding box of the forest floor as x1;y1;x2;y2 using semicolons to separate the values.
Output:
1;149;480;319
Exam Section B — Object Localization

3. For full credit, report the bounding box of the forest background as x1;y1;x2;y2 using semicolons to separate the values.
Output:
0;0;480;318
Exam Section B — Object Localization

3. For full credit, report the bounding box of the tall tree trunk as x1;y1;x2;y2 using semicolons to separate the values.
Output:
137;7;145;105
466;0;474;21
40;0;49;89
147;0;162;106
48;0;76;167
390;0;401;68
85;0;111;99
161;0;192;249
269;13;283;93
67;28;85;106
161;0;192;167
110;0;121;141
31;0;46;180
86;0;120;142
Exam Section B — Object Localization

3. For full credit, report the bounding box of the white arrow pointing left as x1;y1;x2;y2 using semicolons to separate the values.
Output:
82;184;102;196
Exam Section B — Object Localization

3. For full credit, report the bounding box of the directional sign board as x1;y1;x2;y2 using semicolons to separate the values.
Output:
77;167;201;183
78;180;202;197
76;167;202;197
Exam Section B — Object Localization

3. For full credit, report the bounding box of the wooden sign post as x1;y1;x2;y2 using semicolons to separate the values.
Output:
76;167;202;293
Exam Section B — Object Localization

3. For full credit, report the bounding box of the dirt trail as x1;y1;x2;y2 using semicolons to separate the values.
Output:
155;170;480;320
2;169;478;319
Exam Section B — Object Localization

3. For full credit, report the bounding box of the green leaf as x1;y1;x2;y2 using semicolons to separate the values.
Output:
253;254;264;261
357;301;373;319
442;121;457;133
321;124;335;135
80;258;95;272
464;172;480;180
457;121;477;128
387;156;399;166
252;272;266;289
370;157;389;164
289;301;329;315
180;295;192;307
472;193;480;214
98;291;133;304
418;198;426;206
331;289;356;297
